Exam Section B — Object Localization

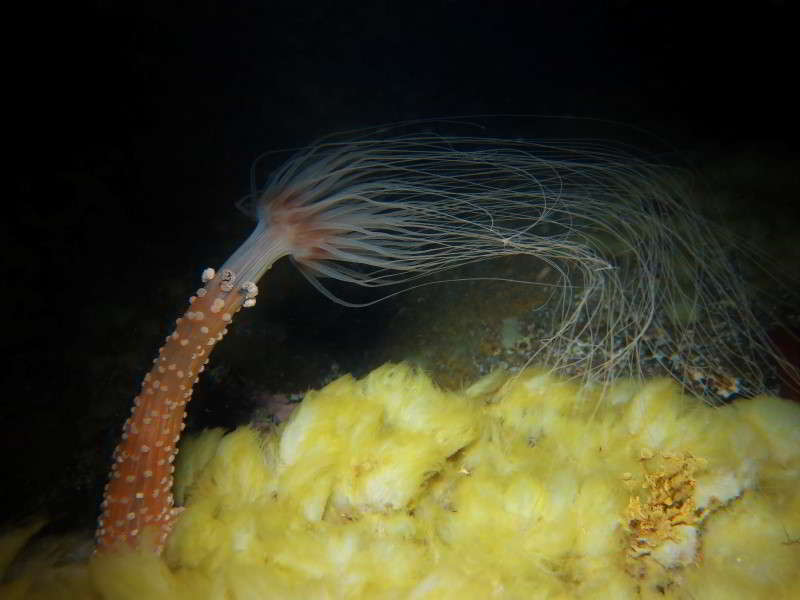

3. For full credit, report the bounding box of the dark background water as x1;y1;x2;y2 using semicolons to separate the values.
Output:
3;1;797;531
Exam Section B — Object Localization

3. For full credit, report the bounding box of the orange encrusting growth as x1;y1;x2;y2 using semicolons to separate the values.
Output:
96;267;258;552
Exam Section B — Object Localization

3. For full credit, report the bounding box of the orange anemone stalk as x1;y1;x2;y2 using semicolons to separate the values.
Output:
95;268;258;551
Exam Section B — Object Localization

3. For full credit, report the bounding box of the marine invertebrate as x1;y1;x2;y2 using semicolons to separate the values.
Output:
39;365;798;598
97;131;790;552
96;268;259;551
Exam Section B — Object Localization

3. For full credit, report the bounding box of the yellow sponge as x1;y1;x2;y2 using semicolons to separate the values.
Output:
3;363;799;599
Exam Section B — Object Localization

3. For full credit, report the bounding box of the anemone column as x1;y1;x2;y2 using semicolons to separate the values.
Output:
96;268;257;552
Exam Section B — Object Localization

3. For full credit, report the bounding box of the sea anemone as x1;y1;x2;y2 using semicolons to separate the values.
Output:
96;130;794;553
